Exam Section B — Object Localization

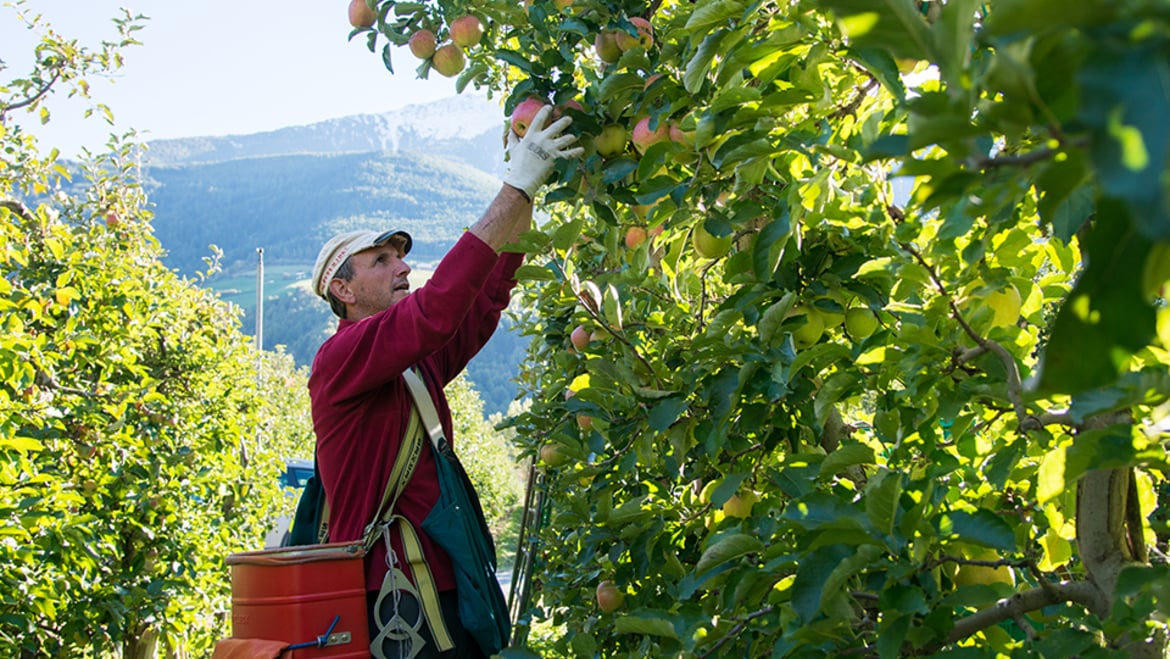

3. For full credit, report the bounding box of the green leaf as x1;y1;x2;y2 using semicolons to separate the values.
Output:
684;32;723;94
850;47;905;101
709;473;748;507
820;544;884;611
696;532;763;575
494;49;533;74
931;0;976;88
864;468;902;536
648;396;689;432
791;544;853;622
1039;201;1157;393
1078;43;1170;240
552;216;586;251
818;442;874;480
816;0;934;61
683;0;745;35
942;509;1015;551
985;0;1114;34
514;264;556;282
613;612;679;639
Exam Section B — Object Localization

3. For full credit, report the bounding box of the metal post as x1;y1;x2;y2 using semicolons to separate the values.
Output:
255;248;264;353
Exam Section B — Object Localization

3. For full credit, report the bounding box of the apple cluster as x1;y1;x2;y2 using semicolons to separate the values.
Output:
408;15;484;78
347;0;484;78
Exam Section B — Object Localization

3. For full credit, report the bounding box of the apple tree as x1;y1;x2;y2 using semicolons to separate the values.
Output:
1;7;295;657
357;0;1170;655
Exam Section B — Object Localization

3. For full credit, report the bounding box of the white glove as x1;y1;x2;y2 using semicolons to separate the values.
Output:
503;105;584;200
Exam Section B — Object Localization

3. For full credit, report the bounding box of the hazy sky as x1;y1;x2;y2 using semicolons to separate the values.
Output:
3;1;468;156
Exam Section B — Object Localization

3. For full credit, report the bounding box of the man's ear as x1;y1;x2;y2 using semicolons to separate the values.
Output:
327;278;356;305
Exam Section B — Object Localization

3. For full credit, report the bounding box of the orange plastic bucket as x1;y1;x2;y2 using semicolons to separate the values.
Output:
226;542;370;658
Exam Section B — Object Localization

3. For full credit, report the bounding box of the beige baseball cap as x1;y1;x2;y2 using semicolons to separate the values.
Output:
312;229;412;299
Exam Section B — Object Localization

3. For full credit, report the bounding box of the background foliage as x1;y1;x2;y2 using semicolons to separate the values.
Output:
0;4;526;656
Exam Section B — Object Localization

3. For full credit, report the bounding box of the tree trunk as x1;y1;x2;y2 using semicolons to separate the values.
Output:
1075;412;1164;657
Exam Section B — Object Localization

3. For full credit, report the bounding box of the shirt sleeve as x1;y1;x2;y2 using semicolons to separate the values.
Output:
310;232;502;406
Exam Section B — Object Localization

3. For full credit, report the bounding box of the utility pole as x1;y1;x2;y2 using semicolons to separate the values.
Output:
255;247;264;354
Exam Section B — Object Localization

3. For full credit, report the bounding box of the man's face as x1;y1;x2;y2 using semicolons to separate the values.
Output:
340;243;412;320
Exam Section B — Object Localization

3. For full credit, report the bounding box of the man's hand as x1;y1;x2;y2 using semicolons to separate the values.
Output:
502;105;584;201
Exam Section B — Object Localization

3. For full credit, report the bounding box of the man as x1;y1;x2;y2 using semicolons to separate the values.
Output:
308;105;582;659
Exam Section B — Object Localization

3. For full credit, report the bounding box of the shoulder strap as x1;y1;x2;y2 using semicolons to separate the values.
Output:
361;406;425;548
403;368;445;448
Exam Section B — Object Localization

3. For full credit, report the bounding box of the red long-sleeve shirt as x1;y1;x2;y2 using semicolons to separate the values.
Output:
309;232;522;593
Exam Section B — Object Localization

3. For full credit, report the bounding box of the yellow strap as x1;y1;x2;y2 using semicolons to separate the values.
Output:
395;514;454;651
362;408;424;549
403;368;444;447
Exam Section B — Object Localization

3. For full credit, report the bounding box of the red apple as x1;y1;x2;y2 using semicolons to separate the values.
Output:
348;0;377;28
511;97;548;137
554;99;584;119
625;226;648;249
631;116;671;154
450;15;484;48
408;29;437;59
669;122;694;147
570;325;591;351
577;414;593;431
105;211;120;227
615;16;653;51
431;43;466;77
596;580;625;612
594;30;622;63
594;124;627;157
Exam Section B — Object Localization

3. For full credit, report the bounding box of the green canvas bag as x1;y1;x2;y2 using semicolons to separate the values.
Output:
287;459;329;546
404;370;511;657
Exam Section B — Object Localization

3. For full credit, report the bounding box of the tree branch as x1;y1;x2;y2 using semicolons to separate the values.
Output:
0;199;35;222
935;580;1107;650
698;605;776;659
899;242;1044;432
0;67;62;120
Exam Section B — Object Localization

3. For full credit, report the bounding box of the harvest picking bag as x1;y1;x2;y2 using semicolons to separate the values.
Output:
403;370;511;657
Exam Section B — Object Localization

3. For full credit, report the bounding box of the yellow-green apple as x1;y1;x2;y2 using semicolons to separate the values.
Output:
845;307;879;338
691;224;732;259
539;443;569;467
431;43;466;77
722;490;758;518
408;29;436;59
951;545;1015;587
594;124;627;157
632;116;671;154
615;16;653;50
348;0;377;28
594;30;622;63
553;0;574;10
449;15;484;48
596;580;625;612
511;97;548;137
570;325;591;351
625;226;648;249
791;306;825;348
